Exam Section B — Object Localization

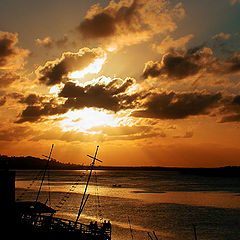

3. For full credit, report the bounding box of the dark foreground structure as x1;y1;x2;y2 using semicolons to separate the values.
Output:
0;167;111;239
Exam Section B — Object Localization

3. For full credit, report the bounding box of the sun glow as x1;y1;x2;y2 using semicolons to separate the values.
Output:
106;45;117;52
49;83;64;96
58;108;125;133
68;55;107;79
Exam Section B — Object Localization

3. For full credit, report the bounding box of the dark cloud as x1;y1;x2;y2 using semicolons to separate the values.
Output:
143;46;213;80
16;100;68;123
224;53;240;74
77;0;143;39
78;12;116;39
0;70;20;88
232;95;240;105
220;114;240;123
19;94;43;105
0;31;30;69
61;78;141;112
16;77;142;123
0;97;6;106
218;95;240;123
77;0;185;47
38;47;105;86
132;91;222;119
143;46;240;81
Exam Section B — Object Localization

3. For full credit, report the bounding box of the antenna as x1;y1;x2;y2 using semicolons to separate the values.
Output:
35;144;54;203
75;146;101;224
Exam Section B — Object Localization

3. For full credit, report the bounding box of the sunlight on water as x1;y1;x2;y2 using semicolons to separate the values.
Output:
16;180;240;209
15;170;240;240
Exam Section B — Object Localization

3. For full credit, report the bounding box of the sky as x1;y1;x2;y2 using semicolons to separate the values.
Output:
1;0;240;167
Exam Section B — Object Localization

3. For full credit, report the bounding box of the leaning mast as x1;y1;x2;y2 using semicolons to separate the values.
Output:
75;145;102;224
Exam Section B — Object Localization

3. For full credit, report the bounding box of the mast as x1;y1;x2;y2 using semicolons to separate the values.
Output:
35;144;54;203
75;145;102;224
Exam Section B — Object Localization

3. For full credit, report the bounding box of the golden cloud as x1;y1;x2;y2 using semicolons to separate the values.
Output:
77;0;185;49
0;31;30;69
37;47;106;86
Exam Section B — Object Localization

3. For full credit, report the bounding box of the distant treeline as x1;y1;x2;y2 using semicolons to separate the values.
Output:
0;155;239;177
0;155;82;170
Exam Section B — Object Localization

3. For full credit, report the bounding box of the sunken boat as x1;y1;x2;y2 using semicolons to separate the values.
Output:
0;145;111;239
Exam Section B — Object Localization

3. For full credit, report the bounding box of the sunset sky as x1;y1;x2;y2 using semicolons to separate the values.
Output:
1;0;240;167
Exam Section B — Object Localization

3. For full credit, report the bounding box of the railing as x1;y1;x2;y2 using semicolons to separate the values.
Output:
20;214;111;239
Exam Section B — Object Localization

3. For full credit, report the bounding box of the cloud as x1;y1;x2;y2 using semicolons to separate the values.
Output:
220;114;240;123
0;31;30;69
61;77;143;112
18;93;44;105
15;99;68;123
30;127;100;142
0;125;33;141
219;95;240;123
143;46;240;80
77;0;185;48
153;34;194;54
31;124;161;142
89;125;161;141
35;35;69;49
0;70;20;88
37;47;106;86
132;91;222;119
16;77;143;123
142;50;202;80
89;125;151;136
173;131;194;138
0;97;6;106
212;32;231;40
223;53;240;74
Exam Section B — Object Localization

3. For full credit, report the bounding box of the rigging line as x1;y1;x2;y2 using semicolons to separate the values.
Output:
94;171;102;220
16;169;45;201
77;194;90;217
47;165;51;207
152;231;159;240
54;169;90;212
35;144;54;203
147;232;154;240
55;178;82;210
128;216;134;240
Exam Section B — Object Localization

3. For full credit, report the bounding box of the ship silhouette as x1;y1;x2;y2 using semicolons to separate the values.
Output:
0;145;111;239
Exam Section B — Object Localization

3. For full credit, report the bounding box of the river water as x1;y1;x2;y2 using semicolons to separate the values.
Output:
15;170;240;240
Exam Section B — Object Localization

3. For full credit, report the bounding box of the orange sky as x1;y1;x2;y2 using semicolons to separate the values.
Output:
1;0;240;167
